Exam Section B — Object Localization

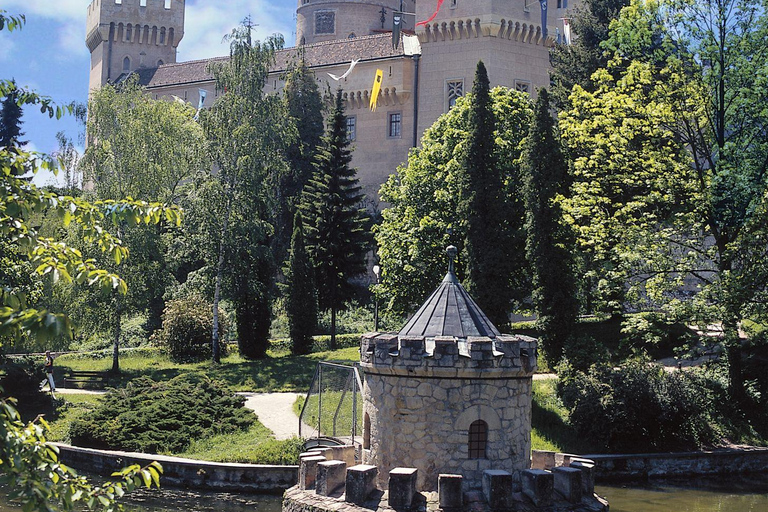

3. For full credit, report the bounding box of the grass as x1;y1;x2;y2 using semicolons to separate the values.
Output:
44;394;102;443
294;391;363;439
54;346;360;393
530;379;590;454
178;422;304;465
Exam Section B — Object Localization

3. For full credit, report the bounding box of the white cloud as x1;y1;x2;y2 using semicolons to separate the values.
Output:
57;23;89;60
2;0;88;23
0;36;16;62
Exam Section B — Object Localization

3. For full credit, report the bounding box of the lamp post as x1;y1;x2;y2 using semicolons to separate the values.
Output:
373;264;381;332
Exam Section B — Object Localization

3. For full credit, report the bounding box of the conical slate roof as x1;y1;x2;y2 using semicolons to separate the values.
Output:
398;247;501;339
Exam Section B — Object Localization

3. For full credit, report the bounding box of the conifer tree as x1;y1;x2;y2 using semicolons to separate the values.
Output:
461;61;518;329
284;212;317;355
302;89;371;348
522;88;577;365
0;80;25;148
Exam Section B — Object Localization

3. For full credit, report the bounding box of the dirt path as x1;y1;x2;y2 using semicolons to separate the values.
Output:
238;392;314;440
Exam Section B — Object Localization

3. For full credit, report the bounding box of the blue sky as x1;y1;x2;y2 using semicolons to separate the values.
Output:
0;0;296;186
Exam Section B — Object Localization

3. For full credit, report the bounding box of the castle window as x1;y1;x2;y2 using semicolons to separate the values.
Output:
446;79;464;111
346;116;357;141
514;80;531;94
300;36;306;46
160;28;166;45
157;60;164;66
115;0;122;4
126;24;133;42
140;0;147;6
165;0;172;9
348;33;356;39
363;413;371;449
315;11;335;35
451;0;458;8
122;56;131;72
468;420;488;459
388;112;402;138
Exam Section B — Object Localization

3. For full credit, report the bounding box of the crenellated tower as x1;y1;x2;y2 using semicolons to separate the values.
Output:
85;0;185;93
296;0;416;46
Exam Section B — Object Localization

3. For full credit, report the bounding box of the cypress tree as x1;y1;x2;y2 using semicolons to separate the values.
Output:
302;89;371;349
461;61;516;329
522;88;577;365
0;81;25;148
284;212;318;355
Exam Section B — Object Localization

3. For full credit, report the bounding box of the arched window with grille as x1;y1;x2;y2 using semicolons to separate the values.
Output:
468;420;488;459
122;56;131;72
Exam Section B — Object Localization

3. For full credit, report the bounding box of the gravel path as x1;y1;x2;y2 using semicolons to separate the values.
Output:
238;392;314;440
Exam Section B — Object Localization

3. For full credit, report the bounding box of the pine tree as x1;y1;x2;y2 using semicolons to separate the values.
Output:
461;61;518;329
302;89;371;349
284;212;318;355
522;88;578;365
0;81;25;148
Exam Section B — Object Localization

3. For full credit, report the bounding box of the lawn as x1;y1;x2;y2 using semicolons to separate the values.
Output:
531;379;589;454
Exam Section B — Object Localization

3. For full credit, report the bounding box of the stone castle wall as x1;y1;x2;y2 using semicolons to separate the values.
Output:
297;0;416;45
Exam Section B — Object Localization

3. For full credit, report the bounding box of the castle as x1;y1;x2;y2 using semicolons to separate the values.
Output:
85;0;577;201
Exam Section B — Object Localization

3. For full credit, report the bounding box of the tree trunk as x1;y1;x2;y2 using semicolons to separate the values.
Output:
330;307;337;350
212;195;234;364
111;295;121;374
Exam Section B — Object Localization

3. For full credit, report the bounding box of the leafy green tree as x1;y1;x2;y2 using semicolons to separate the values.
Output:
560;0;768;400
522;89;578;365
376;88;532;317
0;79;25;148
549;0;630;109
460;61;522;329
283;212;317;355
302;89;371;349
201;27;290;362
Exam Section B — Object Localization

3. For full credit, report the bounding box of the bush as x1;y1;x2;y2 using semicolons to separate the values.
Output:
557;359;719;452
69;373;254;453
0;356;51;415
152;294;229;362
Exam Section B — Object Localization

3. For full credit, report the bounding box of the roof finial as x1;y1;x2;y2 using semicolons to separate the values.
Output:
446;245;457;274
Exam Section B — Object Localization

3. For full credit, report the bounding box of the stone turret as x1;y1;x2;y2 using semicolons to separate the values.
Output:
360;246;537;491
86;0;185;92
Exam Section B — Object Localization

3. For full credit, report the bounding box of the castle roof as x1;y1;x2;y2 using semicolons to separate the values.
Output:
137;33;404;89
398;247;502;340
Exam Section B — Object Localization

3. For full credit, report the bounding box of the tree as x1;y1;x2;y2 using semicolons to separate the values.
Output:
0;79;25;148
283;212;317;355
549;0;631;109
560;0;768;400
376;87;532;318
302;89;371;349
201;26;290;362
522;89;578;365
80;75;204;371
0;10;169;507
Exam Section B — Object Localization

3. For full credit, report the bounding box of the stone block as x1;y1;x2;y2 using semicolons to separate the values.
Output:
553;466;582;503
401;336;426;355
569;459;595;496
316;460;347;497
521;469;553;507
388;467;418;510
531;450;556;470
482;470;514;510
322;445;356;467
299;455;326;490
345;464;378;505
438;474;463;509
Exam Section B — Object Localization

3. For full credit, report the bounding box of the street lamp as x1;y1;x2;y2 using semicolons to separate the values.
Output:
373;264;381;332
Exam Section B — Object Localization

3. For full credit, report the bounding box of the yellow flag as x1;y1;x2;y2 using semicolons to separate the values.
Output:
370;69;383;111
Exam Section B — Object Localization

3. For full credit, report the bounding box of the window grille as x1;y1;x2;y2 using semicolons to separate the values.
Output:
316;11;335;34
346;116;357;141
468;420;488;459
446;80;464;110
388;112;402;138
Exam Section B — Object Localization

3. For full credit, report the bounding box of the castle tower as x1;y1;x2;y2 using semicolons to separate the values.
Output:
360;246;538;491
86;0;185;92
296;0;416;46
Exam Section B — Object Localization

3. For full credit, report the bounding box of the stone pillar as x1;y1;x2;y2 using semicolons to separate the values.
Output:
317;460;347;497
531;450;556;470
482;470;514;510
299;455;326;490
521;469;553;507
553;466;583;503
570;459;595;496
388;467;418;510
438;474;463;509
345;465;378;505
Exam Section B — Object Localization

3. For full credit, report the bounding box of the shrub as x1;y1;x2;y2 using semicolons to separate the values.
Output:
69;373;254;453
557;359;719;452
0;356;51;415
152;294;229;362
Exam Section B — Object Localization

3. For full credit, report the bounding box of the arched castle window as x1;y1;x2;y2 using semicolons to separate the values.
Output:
169;28;175;46
159;28;166;45
363;413;371;449
348;33;356;39
157;60;164;66
122;56;131;72
126;24;133;42
468;420;488;459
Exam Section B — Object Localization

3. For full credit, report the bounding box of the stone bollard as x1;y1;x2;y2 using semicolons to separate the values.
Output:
388;467;418;510
521;469;554;507
299;455;326;490
316;460;347;497
531;450;557;470
553;466;583;504
482;470;515;511
345;465;378;505
438;474;463;510
569;459;596;496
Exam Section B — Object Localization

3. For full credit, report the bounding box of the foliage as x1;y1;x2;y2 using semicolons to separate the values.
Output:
459;62;522;328
0;355;49;416
283;212;317;355
0;80;26;148
557;359;720;452
69;373;253;454
376;87;533;317
152;294;229;363
522;89;578;365
301;89;371;348
619;311;698;359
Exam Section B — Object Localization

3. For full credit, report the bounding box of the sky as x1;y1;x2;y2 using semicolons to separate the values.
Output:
0;0;296;186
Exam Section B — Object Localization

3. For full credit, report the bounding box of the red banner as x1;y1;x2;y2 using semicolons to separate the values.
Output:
416;0;445;27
